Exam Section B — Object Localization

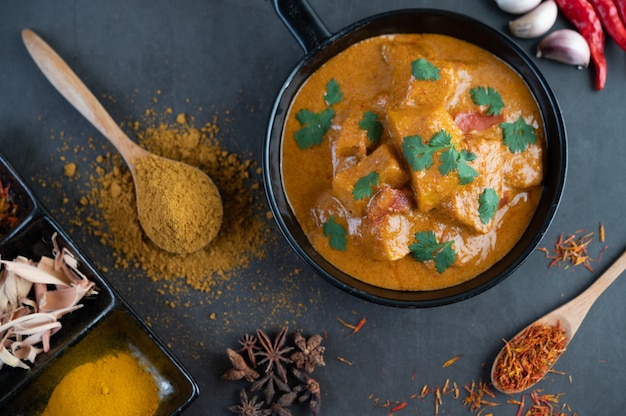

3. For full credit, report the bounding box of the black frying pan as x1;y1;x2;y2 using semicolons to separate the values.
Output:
263;0;567;307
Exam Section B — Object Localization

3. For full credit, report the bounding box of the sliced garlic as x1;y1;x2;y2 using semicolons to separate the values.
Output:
495;0;542;14
509;0;558;39
537;29;591;68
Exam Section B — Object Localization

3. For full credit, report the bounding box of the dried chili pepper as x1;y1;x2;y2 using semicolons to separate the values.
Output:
492;322;567;393
599;222;605;242
0;180;19;238
336;317;356;330
588;0;626;51
350;317;367;335
389;401;408;413
337;316;367;335
335;356;353;365
555;0;607;90
525;390;568;415
442;354;462;367
538;228;600;271
462;380;499;411
513;395;525;416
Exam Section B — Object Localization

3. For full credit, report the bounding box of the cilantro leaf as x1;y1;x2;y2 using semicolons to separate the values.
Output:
439;146;459;177
456;150;479;185
478;188;500;224
294;107;336;149
402;130;453;172
411;58;440;81
500;116;536;153
409;231;456;273
323;215;347;251
440;146;477;184
324;78;343;106
429;129;452;148
402;135;434;171
470;86;504;116
402;130;478;184
352;171;379;201
359;111;383;144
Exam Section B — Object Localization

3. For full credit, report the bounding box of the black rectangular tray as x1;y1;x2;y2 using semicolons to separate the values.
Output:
0;152;199;415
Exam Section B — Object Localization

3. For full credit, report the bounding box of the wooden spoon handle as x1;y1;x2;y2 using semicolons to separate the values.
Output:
21;29;146;169
550;249;626;336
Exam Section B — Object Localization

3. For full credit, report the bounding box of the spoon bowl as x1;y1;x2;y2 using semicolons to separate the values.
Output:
491;249;626;394
21;29;223;254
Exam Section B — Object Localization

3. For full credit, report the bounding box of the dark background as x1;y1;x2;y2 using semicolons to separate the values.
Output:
2;0;625;414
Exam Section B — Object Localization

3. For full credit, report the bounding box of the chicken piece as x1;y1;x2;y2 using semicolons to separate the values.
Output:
502;144;543;190
332;144;410;216
386;106;465;212
442;138;504;234
330;106;384;174
381;40;458;108
360;213;412;261
387;105;463;143
358;186;415;261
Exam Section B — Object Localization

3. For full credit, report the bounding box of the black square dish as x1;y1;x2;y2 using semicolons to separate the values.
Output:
0;152;198;414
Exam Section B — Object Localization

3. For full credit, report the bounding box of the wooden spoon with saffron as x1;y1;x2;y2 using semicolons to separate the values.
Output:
491;249;626;394
22;29;223;254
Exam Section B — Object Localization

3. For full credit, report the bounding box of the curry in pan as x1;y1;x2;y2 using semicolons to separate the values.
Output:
281;34;545;291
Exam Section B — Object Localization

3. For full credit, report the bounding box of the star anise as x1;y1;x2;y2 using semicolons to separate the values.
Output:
290;332;325;374
268;391;297;416
251;371;291;405
255;327;293;382
238;333;260;367
228;388;270;416
292;369;321;416
222;348;260;382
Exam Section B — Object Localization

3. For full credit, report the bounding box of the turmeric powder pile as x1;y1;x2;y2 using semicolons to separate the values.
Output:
41;352;159;416
79;111;269;291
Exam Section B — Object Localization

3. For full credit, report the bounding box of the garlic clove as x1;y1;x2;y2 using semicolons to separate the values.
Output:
508;0;558;39
495;0;542;14
537;29;591;68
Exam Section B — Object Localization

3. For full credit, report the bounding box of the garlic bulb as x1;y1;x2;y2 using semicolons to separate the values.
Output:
509;0;558;39
495;0;542;14
537;29;591;68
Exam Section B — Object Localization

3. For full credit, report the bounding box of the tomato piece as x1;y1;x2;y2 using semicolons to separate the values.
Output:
454;111;504;133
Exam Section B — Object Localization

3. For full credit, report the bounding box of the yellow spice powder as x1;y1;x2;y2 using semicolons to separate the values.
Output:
41;352;159;416
83;113;268;291
133;154;223;254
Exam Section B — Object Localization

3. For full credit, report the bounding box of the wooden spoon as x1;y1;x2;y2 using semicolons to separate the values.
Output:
22;28;223;254
491;249;626;394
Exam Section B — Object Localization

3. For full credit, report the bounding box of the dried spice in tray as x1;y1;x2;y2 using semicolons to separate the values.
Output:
0;180;20;239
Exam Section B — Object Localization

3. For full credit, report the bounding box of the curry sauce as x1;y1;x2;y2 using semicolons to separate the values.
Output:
281;34;544;291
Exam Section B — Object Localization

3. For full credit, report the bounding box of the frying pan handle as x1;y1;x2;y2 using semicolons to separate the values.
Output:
272;0;332;53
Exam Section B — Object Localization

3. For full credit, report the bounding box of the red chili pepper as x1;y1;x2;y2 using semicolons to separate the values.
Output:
555;0;607;90
589;0;626;50
613;0;626;20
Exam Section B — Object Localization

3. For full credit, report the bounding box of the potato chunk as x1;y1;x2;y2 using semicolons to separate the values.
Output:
332;144;409;216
